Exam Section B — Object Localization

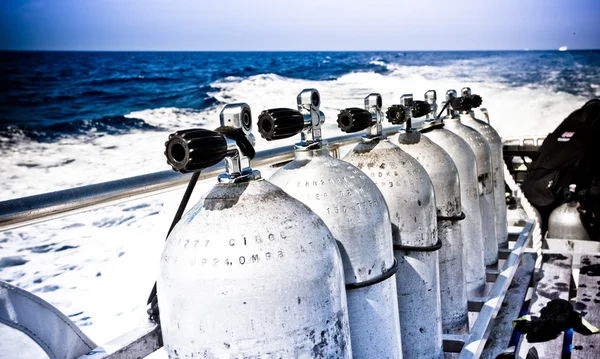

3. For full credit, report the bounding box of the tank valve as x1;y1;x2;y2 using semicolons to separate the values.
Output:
386;94;430;130
565;184;577;202
386;104;410;125
165;103;260;183
258;88;326;148
424;90;438;121
412;99;431;119
337;108;372;133
445;89;460;116
460;87;483;111
257;108;305;140
336;93;384;138
165;129;228;173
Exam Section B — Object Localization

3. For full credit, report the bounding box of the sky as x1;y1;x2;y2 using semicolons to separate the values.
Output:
1;0;599;51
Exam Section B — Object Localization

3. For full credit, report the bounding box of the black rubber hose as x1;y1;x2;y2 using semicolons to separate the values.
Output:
436;101;450;120
146;170;201;323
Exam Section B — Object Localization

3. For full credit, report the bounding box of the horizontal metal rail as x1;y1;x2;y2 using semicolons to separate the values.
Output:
80;323;161;359
0;128;402;232
458;220;534;359
502;135;547;147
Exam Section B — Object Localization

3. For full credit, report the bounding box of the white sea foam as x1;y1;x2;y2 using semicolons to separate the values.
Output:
0;60;591;353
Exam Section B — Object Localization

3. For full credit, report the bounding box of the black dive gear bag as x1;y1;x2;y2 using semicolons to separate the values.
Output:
522;99;600;237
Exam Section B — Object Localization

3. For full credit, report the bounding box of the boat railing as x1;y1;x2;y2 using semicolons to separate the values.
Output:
0;132;547;233
0;127;404;233
502;135;547;184
502;135;547;147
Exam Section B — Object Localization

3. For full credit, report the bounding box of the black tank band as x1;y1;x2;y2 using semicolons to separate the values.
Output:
393;238;443;252
419;123;445;133
345;258;399;290
437;212;466;221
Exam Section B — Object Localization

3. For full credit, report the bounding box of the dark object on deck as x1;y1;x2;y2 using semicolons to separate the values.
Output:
579;179;600;239
512;299;599;343
522;99;600;234
495;347;539;359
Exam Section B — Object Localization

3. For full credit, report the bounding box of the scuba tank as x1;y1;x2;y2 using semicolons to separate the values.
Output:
158;103;352;358
390;94;468;334
421;90;487;298
337;93;443;358
458;87;509;249
444;89;499;267
547;184;591;240
257;89;403;359
507;188;529;227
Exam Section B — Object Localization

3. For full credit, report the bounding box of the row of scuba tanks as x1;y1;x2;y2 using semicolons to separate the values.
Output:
157;87;508;359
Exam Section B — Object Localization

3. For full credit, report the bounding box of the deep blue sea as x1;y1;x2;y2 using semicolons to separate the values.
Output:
1;51;599;143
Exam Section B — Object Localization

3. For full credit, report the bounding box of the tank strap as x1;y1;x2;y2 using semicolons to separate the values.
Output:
437;212;466;221
345;258;399;290
393;238;443;252
418;123;445;134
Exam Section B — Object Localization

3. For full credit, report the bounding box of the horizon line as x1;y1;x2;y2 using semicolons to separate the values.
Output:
2;48;600;53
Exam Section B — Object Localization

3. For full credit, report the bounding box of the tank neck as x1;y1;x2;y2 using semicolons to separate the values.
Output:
456;112;473;123
294;144;331;161
443;114;462;124
361;134;385;143
460;110;476;120
397;130;422;145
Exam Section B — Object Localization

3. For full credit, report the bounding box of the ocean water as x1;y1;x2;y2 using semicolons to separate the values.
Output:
1;51;599;350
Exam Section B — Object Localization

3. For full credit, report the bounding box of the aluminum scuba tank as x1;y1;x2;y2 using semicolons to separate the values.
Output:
337;94;443;358
421;90;487;298
443;90;499;267
458;87;509;249
257;89;403;359
547;184;591;240
158;103;352;358
388;94;468;334
507;188;529;227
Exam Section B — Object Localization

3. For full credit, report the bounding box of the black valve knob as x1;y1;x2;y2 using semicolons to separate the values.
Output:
412;100;431;118
337;107;373;133
386;105;410;125
165;129;227;173
450;96;473;112
257;108;304;141
564;189;575;202
469;94;482;108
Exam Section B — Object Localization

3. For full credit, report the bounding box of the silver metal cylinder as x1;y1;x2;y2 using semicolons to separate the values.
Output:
548;202;591;240
444;116;499;266
460;111;509;249
269;146;403;359
343;139;443;358
423;127;487;297
395;131;469;334
158;179;352;358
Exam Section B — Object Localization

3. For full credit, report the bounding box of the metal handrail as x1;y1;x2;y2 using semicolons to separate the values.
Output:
0;127;402;232
458;220;534;359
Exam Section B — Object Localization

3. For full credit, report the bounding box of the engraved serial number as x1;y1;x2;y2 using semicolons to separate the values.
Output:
197;251;285;267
